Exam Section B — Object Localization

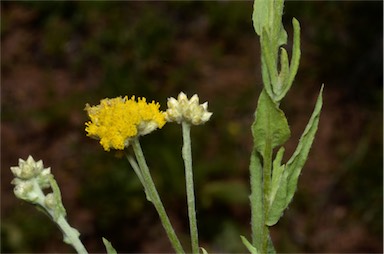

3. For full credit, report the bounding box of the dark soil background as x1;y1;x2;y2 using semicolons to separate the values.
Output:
1;1;382;253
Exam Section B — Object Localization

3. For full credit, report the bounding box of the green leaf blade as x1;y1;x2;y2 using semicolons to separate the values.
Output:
266;147;287;226
285;85;324;203
287;18;301;91
102;237;117;254
241;235;259;254
252;90;291;158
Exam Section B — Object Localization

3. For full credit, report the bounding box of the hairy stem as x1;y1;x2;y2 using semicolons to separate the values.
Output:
131;138;185;254
262;139;273;252
182;122;199;253
56;216;88;254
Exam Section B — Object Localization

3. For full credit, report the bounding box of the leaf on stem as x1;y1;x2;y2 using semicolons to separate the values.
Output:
241;235;259;254
275;18;301;102
287;18;301;92
277;48;289;96
254;0;288;102
201;247;209;254
49;177;67;220
269;147;286;205
285;85;324;203
261;29;279;99
253;0;287;47
266;147;288;226
102;237;117;254
266;86;323;225
252;90;290;158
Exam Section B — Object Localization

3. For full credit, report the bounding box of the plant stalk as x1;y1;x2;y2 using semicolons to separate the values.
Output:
182;122;199;254
56;215;88;254
262;140;273;252
131;138;185;254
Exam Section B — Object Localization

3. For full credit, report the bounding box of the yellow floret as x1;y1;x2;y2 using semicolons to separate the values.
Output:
85;96;166;151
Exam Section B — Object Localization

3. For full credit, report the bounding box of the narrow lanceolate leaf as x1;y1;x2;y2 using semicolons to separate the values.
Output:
287;18;301;93
102;237;117;254
277;47;289;97
261;29;278;100
252;90;290;158
253;0;286;46
272;0;287;48
261;55;273;101
201;247;209;254
252;0;269;36
269;147;286;204
285;85;324;204
241;235;259;254
266;147;287;226
275;18;301;102
266;172;288;226
266;86;323;226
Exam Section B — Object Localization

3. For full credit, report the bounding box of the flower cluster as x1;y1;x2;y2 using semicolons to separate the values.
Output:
165;92;212;125
11;156;52;203
85;96;166;151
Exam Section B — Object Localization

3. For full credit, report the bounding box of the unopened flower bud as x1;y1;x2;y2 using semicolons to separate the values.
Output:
165;92;213;125
44;193;56;210
10;156;47;180
13;181;39;202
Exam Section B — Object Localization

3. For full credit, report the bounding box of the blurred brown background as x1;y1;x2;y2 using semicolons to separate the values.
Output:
1;1;382;253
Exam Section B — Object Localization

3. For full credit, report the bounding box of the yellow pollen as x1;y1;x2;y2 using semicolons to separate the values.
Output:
85;96;166;151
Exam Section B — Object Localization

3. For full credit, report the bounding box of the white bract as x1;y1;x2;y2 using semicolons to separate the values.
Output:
10;156;52;202
165;92;212;125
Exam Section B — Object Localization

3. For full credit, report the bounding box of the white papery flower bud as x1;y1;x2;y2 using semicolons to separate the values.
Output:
10;156;53;204
165;92;213;125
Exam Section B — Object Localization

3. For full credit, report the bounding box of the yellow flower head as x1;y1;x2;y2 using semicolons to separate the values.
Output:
85;96;166;151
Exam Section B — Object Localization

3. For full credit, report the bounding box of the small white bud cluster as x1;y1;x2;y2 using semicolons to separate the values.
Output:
165;92;213;125
11;156;52;202
10;156;65;219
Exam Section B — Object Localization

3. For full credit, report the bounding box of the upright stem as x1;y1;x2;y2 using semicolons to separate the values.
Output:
249;139;273;253
182;122;199;254
262;140;273;253
131;138;185;254
56;215;88;254
249;149;263;251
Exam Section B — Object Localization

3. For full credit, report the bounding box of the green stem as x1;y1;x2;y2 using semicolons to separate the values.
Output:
249;149;264;251
262;139;273;253
182;122;199;254
56;215;88;254
249;140;273;253
131;138;185;254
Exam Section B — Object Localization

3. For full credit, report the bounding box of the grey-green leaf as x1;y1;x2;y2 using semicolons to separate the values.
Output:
277;47;289;97
275;18;301;102
201;247;209;254
261;29;278;99
266;147;288;226
252;0;269;36
252;90;291;158
287;18;301;93
253;0;286;47
266;171;288;226
269;147;286;204
266;86;323;226
102;237;117;254
285;85;324;203
241;235;259;254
